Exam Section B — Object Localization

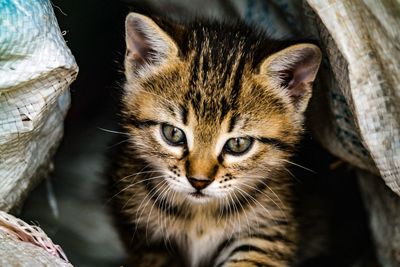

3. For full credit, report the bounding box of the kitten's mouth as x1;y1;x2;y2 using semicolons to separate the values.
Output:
189;191;206;198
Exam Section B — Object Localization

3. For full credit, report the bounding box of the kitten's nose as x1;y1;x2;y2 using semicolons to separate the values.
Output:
187;177;212;190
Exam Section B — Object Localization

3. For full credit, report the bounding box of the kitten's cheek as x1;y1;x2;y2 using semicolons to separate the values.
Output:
223;146;258;164
165;175;193;193
203;182;232;198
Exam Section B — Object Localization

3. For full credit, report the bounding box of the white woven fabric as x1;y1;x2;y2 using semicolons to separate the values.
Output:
0;0;78;211
0;210;70;264
0;234;73;267
306;0;400;195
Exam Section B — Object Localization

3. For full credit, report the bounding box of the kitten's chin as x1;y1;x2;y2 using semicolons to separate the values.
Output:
187;192;212;204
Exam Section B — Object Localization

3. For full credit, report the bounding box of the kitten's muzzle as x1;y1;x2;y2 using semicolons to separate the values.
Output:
187;177;212;190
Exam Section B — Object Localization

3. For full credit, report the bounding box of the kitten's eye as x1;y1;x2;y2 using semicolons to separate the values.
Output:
224;137;254;155
161;124;186;146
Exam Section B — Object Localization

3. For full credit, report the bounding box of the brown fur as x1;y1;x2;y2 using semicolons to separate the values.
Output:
108;13;321;267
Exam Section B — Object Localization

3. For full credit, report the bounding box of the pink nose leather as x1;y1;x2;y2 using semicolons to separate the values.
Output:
188;177;212;190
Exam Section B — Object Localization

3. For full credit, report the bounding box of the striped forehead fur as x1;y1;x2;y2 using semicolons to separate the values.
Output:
128;18;304;124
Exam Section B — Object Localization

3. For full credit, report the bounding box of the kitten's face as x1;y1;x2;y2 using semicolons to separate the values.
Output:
122;13;321;205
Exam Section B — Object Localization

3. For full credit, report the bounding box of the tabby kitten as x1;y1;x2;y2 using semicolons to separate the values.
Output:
108;12;321;267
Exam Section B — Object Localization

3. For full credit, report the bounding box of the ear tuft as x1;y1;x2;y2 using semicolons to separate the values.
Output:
260;44;322;112
125;13;179;77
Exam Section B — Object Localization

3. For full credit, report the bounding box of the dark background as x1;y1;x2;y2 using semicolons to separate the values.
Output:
51;0;126;128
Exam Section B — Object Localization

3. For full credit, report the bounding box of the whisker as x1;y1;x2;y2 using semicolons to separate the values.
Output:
145;181;170;242
234;187;262;228
107;138;131;149
232;185;279;224
164;188;176;251
237;181;288;222
134;179;165;220
228;191;241;240
97;127;129;136
255;179;289;212
117;169;164;183
135;180;168;241
234;174;290;215
280;159;316;173
231;190;252;236
235;174;288;214
107;175;166;204
217;197;226;223
160;188;175;252
282;166;300;183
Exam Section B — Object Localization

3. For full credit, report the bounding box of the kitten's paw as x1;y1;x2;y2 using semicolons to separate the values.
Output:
220;262;257;267
220;260;283;267
129;251;181;267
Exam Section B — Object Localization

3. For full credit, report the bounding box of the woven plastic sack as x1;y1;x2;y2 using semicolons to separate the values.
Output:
0;210;72;266
304;0;400;195
0;0;78;212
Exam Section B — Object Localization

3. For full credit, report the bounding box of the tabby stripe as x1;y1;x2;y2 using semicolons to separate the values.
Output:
201;49;209;84
220;96;230;120
228;244;289;263
254;220;289;227
190;29;203;87
257;137;293;152
250;233;293;244
179;146;189;160
219;46;236;88
179;104;189;125
230;52;246;107
184;160;190;175
166;105;175;116
228;244;268;258
217;154;224;165
128;116;158;129
216;238;237;254
217;259;276;267
228;114;238;133
211;238;237;266
230;38;253;107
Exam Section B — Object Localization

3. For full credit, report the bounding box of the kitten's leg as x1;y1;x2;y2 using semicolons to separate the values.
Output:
127;248;181;267
114;219;182;267
121;236;183;267
216;246;291;267
214;231;295;267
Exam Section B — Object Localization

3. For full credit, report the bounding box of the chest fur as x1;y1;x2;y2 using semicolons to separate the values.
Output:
154;215;233;267
184;225;226;267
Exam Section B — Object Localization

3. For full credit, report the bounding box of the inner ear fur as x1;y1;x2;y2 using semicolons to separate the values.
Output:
125;12;180;77
259;43;322;112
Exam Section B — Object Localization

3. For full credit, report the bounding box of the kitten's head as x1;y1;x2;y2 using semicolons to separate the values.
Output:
121;13;321;204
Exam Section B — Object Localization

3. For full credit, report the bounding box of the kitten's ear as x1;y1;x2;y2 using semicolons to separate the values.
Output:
125;13;179;77
260;44;322;112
